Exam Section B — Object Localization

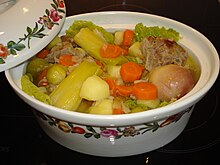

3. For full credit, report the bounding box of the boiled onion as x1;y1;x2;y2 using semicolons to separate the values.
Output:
148;64;196;102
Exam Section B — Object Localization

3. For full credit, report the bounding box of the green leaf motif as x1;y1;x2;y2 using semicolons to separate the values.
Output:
52;0;58;8
48;121;54;126
32;23;38;33
10;49;17;55
115;135;122;139
33;33;47;38
51;4;57;10
0;58;5;64
7;41;16;48
84;133;93;138
68;122;73;127
58;9;65;13
38;26;45;33
27;26;32;34
86;126;96;133
45;9;50;16
14;43;25;51
94;134;101;139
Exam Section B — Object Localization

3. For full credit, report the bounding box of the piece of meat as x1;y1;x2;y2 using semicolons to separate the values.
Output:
140;36;187;71
45;41;86;63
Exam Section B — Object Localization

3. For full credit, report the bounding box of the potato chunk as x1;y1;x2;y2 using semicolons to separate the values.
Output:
89;99;113;115
80;75;110;101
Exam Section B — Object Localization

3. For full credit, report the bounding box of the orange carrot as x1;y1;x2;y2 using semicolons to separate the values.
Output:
116;85;133;97
36;49;49;58
113;108;125;114
122;29;134;47
37;69;48;86
95;60;105;68
38;69;47;81
120;62;144;82
100;44;128;58
105;78;117;96
59;54;76;66
132;82;157;100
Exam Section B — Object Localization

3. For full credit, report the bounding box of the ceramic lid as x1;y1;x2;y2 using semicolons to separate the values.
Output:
0;0;66;72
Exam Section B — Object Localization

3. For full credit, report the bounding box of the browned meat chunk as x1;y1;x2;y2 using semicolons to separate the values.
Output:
140;36;187;71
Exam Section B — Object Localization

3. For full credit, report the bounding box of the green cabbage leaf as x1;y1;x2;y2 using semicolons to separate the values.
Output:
21;74;51;104
134;23;181;42
66;20;114;44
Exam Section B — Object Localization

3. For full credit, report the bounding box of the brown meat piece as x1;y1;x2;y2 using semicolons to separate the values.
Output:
140;36;187;71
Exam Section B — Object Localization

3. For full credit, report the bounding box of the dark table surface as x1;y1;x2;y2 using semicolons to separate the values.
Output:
1;0;220;164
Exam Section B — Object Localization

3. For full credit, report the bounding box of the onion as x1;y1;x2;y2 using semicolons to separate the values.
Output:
148;64;196;102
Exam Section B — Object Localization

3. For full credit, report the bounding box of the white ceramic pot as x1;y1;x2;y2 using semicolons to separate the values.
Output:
5;11;220;157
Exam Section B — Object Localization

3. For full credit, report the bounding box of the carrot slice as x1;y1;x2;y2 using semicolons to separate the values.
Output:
120;62;144;82
132;82;157;100
113;108;125;114
122;29;134;47
100;44;128;58
105;78;117;96
116;85;133;97
59;54;76;66
38;69;47;81
36;49;50;59
37;69;48;86
95;60;105;68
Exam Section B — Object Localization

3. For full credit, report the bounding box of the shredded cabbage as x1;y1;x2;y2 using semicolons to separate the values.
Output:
21;75;51;104
134;23;181;42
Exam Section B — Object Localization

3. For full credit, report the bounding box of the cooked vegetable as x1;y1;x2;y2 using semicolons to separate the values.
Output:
73;28;129;65
66;20;114;44
50;61;101;111
36;49;50;59
135;23;180;42
133;82;158;100
46;64;67;85
106;65;121;78
113;108;125;114
137;98;160;109
89;99;113;115
80;75;110;101
74;28;104;60
59;54;76;66
21;75;51;104
116;85;133;97
148;64;196;102
128;42;142;57
105;78;117;96
37;69;48;86
26;57;49;83
21;20;200;115
120;62;144;82
114;31;124;45
122;29;134;46
46;35;62;50
100;44;128;58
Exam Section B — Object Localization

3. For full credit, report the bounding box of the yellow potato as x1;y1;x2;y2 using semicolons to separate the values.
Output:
80;75;110;101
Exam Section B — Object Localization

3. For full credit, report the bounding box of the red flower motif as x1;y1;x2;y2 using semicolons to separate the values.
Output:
72;126;85;134
49;9;60;22
57;0;65;8
0;44;9;58
101;129;118;137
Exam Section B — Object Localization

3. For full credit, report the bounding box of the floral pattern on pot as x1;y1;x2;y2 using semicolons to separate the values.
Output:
35;106;193;139
0;0;65;64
